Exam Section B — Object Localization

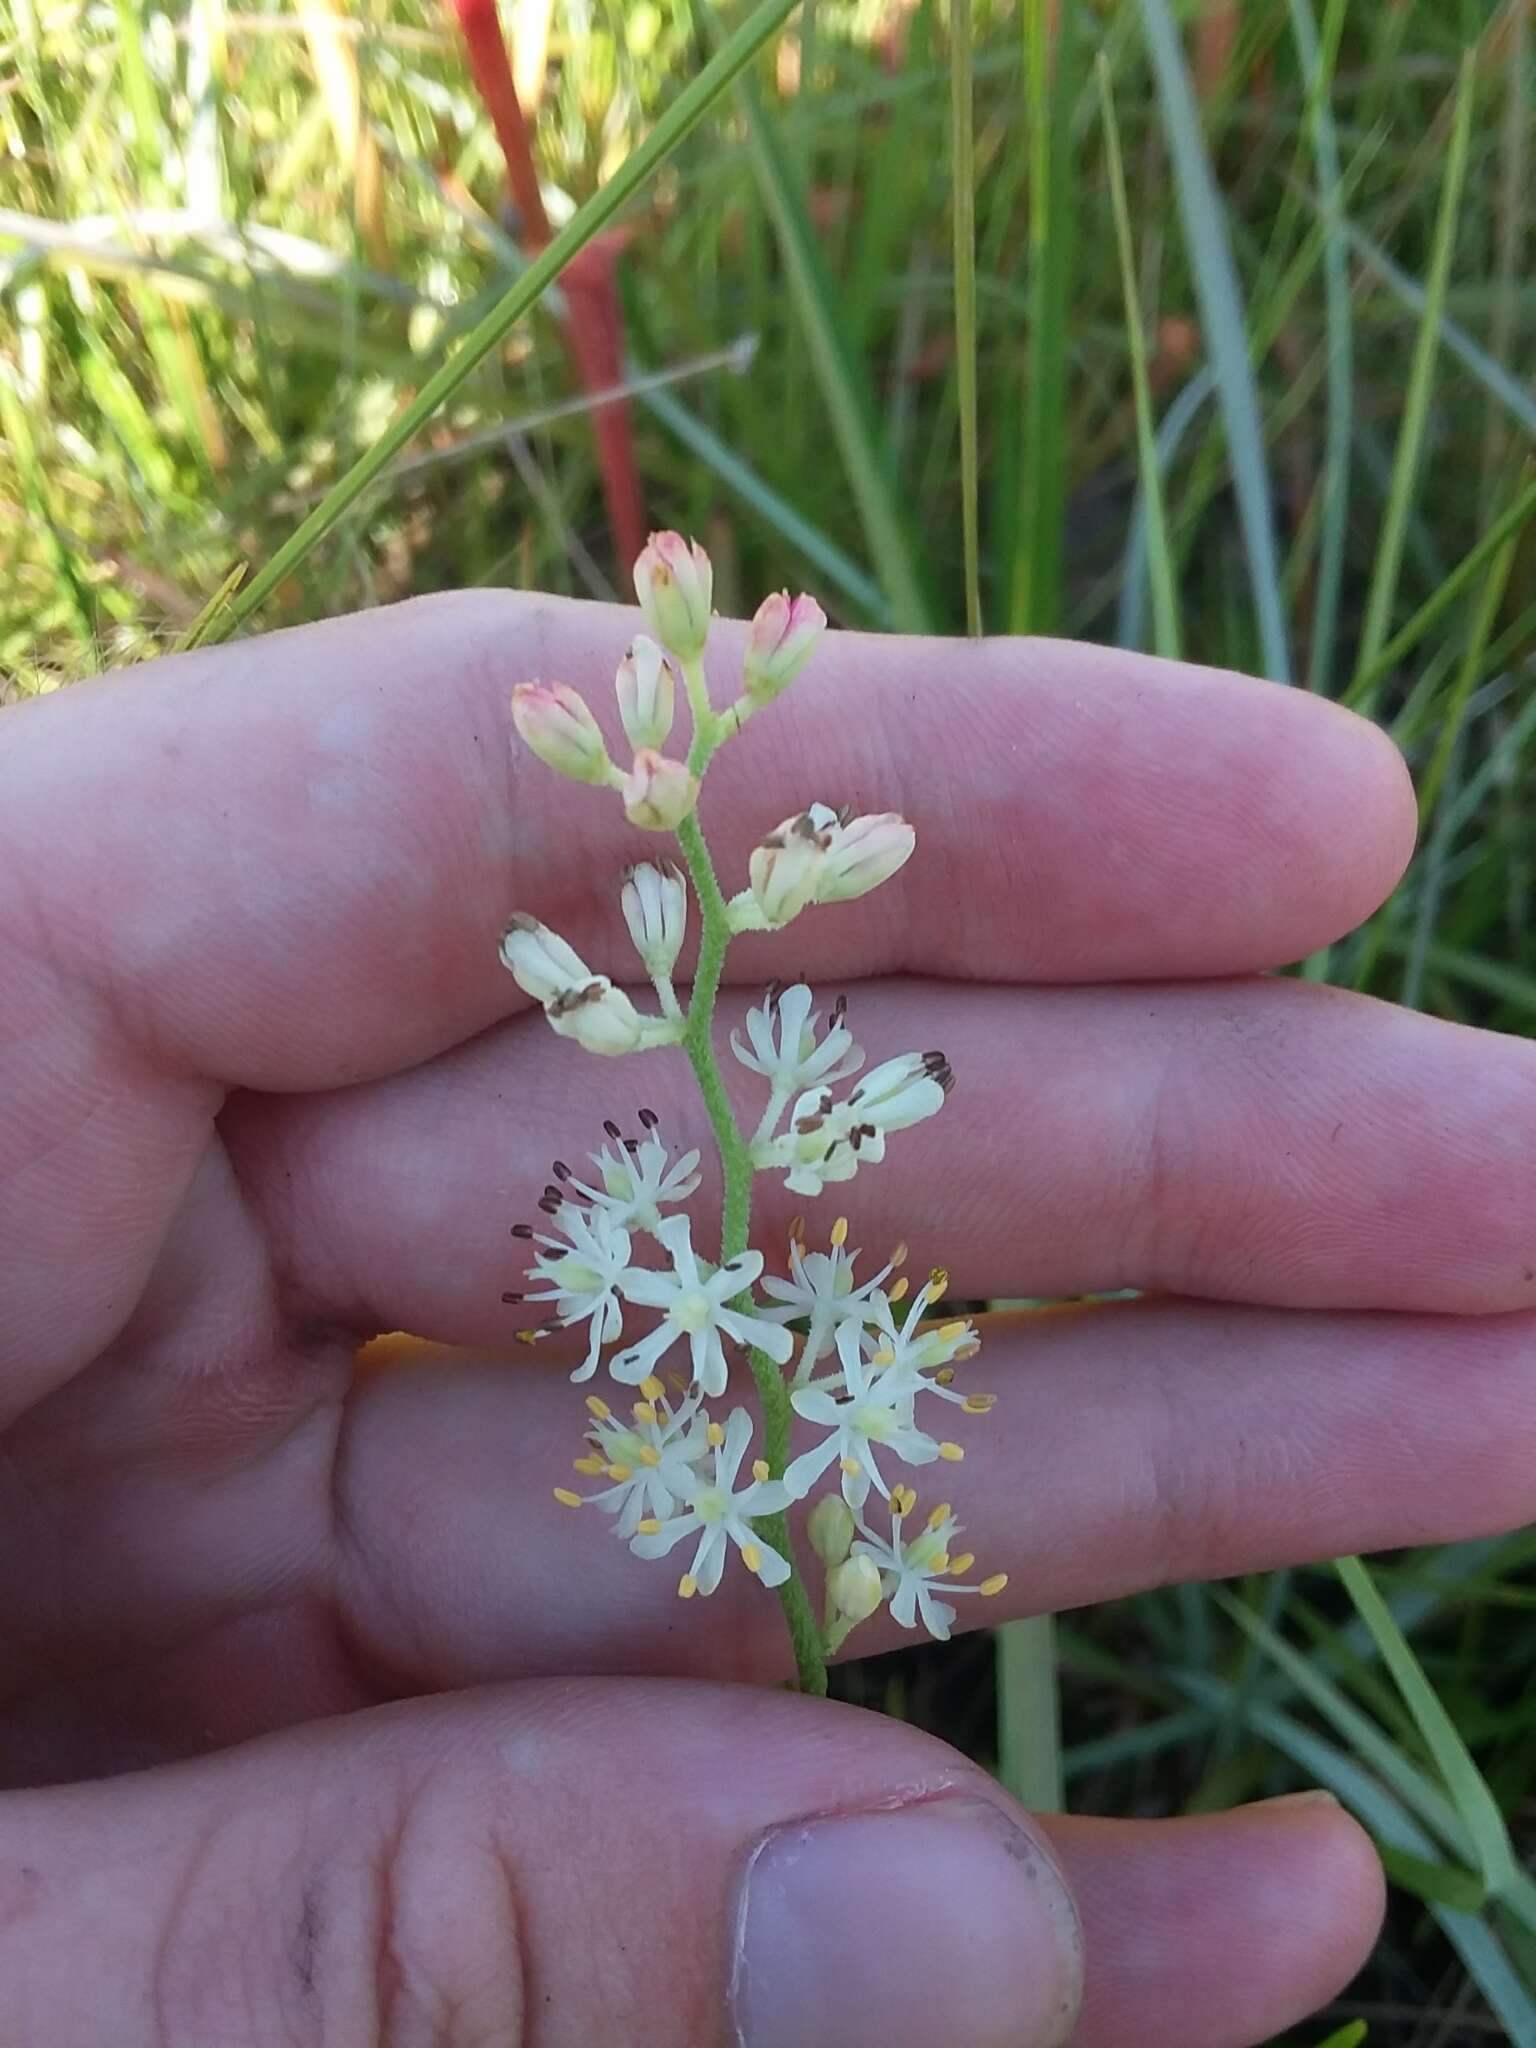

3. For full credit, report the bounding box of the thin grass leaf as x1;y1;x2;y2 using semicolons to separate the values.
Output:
1098;53;1178;660
997;1613;1063;1811
1136;0;1291;681
1348;50;1476;710
1415;491;1524;826
950;0;980;635
209;0;803;640
1010;0;1079;634
1312;2025;1369;2048
1335;1554;1521;1898
719;26;934;631
1288;0;1350;694
1343;467;1536;711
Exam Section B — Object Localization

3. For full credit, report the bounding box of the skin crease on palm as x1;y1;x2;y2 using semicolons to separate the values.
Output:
2;589;1536;2048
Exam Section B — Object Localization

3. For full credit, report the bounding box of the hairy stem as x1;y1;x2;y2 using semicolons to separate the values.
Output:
674;684;828;1695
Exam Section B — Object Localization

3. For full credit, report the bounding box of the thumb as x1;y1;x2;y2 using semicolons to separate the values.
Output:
0;1678;1083;2048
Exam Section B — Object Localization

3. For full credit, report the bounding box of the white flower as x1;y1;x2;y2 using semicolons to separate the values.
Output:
752;1048;952;1197
851;1488;1008;1642
783;1324;947;1508
628;1408;795;1595
612;1216;793;1396
499;914;593;1004
518;1204;637;1380
813;811;915;904
621;862;688;980
758;1222;894;1381
865;1283;990;1415
545;977;654;1056
731;983;863;1097
747;809;835;926
560;1118;702;1234
554;1385;709;1537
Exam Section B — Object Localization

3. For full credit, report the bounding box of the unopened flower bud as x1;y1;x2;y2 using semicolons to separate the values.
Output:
633;531;713;662
743;591;827;704
546;978;648;1057
616;636;677;751
622;750;699;831
827;1554;884;1625
807;1495;855;1568
499;914;593;1004
748;808;834;927
621;861;687;977
814;811;915;904
510;682;615;786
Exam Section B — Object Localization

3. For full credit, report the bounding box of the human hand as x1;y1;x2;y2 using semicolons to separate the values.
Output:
3;593;1532;2046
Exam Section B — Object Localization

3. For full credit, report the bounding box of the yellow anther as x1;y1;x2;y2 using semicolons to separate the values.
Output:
891;1241;908;1268
752;1458;770;1483
678;1573;699;1599
938;1442;965;1463
892;1485;916;1517
962;1394;997;1414
939;1319;970;1342
888;1276;910;1304
640;1375;666;1402
573;1455;606;1476
979;1573;1009;1598
707;1421;725;1448
585;1396;611;1420
632;1400;658;1425
742;1543;763;1574
667;1370;689;1396
949;1552;975;1577
924;1267;949;1303
955;1340;981;1363
553;1487;583;1508
927;1502;952;1530
935;1368;956;1386
830;1215;849;1248
788;1214;806;1247
635;1517;663;1536
871;1347;895;1369
840;1456;861;1477
606;1463;633;1482
636;1446;662;1468
930;1552;950;1574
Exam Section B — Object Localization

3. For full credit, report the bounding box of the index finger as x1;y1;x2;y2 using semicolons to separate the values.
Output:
0;590;1413;1096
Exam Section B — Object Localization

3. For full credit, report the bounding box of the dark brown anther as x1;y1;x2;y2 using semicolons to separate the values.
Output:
794;1113;824;1135
603;1119;623;1141
511;1224;535;1240
552;1161;572;1181
831;995;848;1024
542;1183;563;1203
500;1291;523;1305
538;1196;563;1215
638;1107;659;1129
623;1137;640;1155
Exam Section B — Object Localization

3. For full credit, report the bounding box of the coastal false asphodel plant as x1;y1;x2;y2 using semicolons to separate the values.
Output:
500;535;1006;1692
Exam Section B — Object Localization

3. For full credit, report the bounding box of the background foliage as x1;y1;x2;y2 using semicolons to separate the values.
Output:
3;1;1535;2039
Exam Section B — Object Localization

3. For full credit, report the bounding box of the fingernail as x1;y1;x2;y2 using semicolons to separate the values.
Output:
1257;1789;1341;1813
729;1793;1082;2048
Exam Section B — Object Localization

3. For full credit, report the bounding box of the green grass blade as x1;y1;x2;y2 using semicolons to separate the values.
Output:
1335;1554;1521;1898
210;0;803;640
728;61;933;634
1288;0;1350;695
1010;0;1079;634
1137;0;1291;682
1343;468;1536;710
1414;492;1523;827
1098;53;1178;661
950;0;980;636
1348;50;1476;710
997;1613;1063;1811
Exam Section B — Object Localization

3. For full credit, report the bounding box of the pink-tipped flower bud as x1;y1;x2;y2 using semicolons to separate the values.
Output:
633;531;713;662
748;807;834;927
743;591;827;704
615;636;677;752
510;682;615;785
622;749;699;832
814;811;916;904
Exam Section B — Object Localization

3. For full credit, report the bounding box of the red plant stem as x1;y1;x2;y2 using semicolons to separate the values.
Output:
449;0;647;571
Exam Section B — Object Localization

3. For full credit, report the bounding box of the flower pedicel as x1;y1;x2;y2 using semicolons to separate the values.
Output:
501;536;1005;1692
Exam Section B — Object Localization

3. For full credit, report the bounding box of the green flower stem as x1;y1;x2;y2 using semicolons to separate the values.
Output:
673;683;828;1695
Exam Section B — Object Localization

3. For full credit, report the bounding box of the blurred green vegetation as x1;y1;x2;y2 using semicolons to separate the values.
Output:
4;1;1536;2040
